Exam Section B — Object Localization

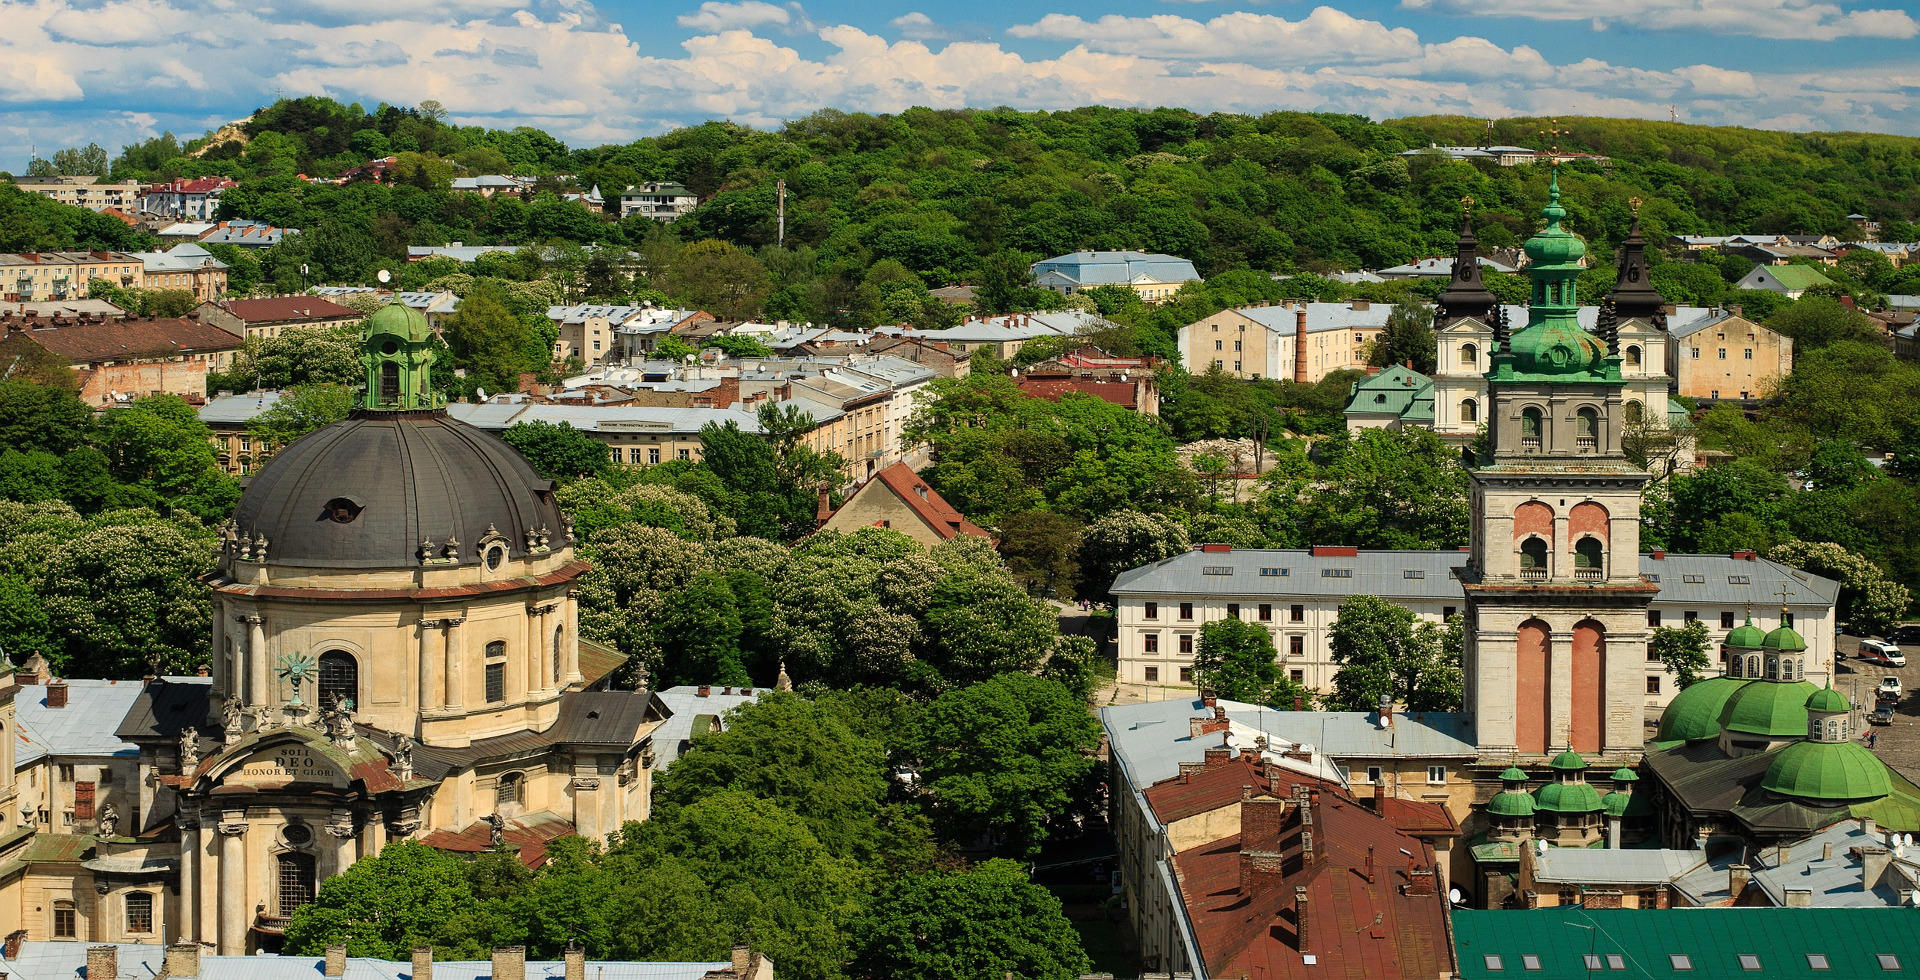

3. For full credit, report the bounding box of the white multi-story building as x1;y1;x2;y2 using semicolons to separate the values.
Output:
1110;544;1839;714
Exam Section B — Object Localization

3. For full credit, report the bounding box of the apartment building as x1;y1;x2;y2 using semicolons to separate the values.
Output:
10;177;145;211
129;244;228;301
1668;307;1795;402
1110;545;1839;711
0;252;146;301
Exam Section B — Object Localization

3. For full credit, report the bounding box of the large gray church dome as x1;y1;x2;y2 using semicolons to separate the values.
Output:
231;410;567;569
227;304;567;570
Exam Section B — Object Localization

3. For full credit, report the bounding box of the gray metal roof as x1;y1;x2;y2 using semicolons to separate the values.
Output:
199;390;288;424
446;402;762;435
1532;847;1706;885
653;685;764;769
1749;819;1920;907
1110;548;1841;607
0;943;730;980
1101;696;1473;791
15;680;176;763
1030;250;1199;287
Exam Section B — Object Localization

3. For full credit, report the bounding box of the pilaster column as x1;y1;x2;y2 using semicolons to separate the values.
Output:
236;615;265;706
571;773;602;841
564;591;583;686
530;602;559;694
178;816;200;941
216;817;248;955
327;809;357;877
442;618;467;709
1548;621;1572;754
418;618;439;713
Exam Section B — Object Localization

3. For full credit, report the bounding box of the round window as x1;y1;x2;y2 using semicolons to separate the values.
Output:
381;338;399;355
283;824;312;846
485;545;506;571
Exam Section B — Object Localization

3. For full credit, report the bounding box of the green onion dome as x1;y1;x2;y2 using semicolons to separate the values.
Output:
1762;740;1893;802
1489;788;1538;817
1726;617;1766;650
1521;174;1588;269
1535;780;1605;813
1609;767;1639;783
1722;679;1820;737
1549;750;1589;771
1657;677;1748;742
1503;320;1609;377
1763;622;1808;652
1499;767;1529;782
366;302;434;343
1806;686;1850;714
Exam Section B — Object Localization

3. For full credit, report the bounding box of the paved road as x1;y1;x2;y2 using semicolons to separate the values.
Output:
1835;635;1920;784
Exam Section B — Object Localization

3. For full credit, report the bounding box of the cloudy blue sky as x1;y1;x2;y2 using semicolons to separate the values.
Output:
2;0;1917;166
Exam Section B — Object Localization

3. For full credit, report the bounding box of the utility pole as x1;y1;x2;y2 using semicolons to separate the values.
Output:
776;179;786;248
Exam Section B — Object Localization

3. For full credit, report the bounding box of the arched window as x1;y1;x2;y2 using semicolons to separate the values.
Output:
1575;408;1600;451
485;641;507;703
1747;655;1761;677
1574;537;1603;575
1728;654;1743;678
1520;537;1548;576
1461;343;1478;367
277;852;317;915
1625;345;1642;368
1520;408;1543;449
318;651;358;711
1460;399;1479;423
496;771;524;810
1764;655;1779;680
379;361;400;400
552;625;564;685
125;890;154;933
1623;400;1644;425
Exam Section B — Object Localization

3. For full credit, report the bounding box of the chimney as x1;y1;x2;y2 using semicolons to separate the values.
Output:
1243;794;1285;843
1728;304;1743;318
1293;307;1308;383
1376;694;1394;729
1201;688;1218;708
1650;548;1666;560
46;680;68;708
697;685;710;698
88;946;117;980
1407;866;1437;896
729;946;751;976
1372;779;1386;811
1365;844;1376;883
1823;841;1834;862
563;945;583;980
1861;846;1894;889
1728;864;1751;897
163;942;201;979
1294;886;1312;953
1784;887;1813;907
1204;744;1232;768
411;949;433;980
325;945;347;978
1239;850;1285;893
491;947;525;980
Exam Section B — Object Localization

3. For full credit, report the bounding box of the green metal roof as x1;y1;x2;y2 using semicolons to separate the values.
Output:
1723;679;1819;737
1549;750;1589;770
1488;789;1538;817
1805;686;1849;714
1342;363;1433;420
1763;622;1808;652
1725;617;1766;650
1657;677;1747;742
1535;780;1605;813
1609;767;1639;783
1499;766;1529;782
1764;265;1835;291
1453;907;1920;979
1762;739;1893;801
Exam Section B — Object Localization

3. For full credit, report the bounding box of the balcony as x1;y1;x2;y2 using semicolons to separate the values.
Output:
1518;567;1549;581
1574;567;1603;581
1575;436;1597;453
1520;437;1542;452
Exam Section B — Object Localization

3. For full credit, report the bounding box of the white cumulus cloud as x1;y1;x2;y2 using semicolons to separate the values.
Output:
676;1;791;31
1402;0;1916;41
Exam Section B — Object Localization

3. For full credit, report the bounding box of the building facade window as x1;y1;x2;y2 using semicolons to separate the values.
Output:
1178;634;1194;655
277;853;317;915
496;771;524;809
1289;636;1305;656
1144;633;1159;654
1290;604;1305;623
1226;603;1240;619
53;900;76;939
1647;676;1662;694
485;641;507;703
1721;612;1736;629
1144;666;1159;682
318;651;358;709
1258;603;1272;622
1178;602;1193;621
1144;602;1158;620
125;891;154;933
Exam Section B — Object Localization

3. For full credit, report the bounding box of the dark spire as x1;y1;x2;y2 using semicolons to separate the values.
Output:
1436;196;1498;328
1605;197;1668;330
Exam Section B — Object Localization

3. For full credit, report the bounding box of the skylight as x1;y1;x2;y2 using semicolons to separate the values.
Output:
1670;955;1693;971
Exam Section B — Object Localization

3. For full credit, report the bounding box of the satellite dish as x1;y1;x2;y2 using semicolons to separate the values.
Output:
1536;840;1549;856
1449;887;1463;905
476;387;487;400
377;269;391;284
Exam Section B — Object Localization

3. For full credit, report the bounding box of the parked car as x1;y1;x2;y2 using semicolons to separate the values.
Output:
1878;676;1903;701
1859;640;1907;667
1887;625;1920;645
1870;704;1896;726
1840;621;1874;638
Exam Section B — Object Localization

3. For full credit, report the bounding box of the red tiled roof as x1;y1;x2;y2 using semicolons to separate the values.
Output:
1;314;241;364
1375;796;1459;838
217;297;363;324
868;462;992;541
1144;752;1331;825
420;811;576;868
1175;792;1455;980
1015;378;1140;410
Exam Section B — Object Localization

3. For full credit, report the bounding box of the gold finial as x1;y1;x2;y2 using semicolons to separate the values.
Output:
1629;196;1643;216
1461;195;1474;218
1538;119;1571;155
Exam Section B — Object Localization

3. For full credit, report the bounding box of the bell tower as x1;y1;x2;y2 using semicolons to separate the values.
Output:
1461;170;1658;764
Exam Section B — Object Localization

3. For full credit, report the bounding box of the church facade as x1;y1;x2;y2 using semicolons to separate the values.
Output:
0;304;670;951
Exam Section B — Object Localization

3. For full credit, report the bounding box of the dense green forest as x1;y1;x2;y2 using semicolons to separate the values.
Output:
16;100;1920;322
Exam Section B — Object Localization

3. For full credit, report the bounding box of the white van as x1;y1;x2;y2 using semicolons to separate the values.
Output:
1859;639;1907;667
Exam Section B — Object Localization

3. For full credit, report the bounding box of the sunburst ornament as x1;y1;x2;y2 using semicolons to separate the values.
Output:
276;652;317;706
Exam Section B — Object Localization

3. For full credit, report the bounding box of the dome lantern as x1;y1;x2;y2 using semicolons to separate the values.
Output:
361;303;443;412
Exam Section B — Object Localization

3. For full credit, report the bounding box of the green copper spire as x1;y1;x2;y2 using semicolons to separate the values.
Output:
360;303;444;412
1487;166;1621;385
1520;167;1587;326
